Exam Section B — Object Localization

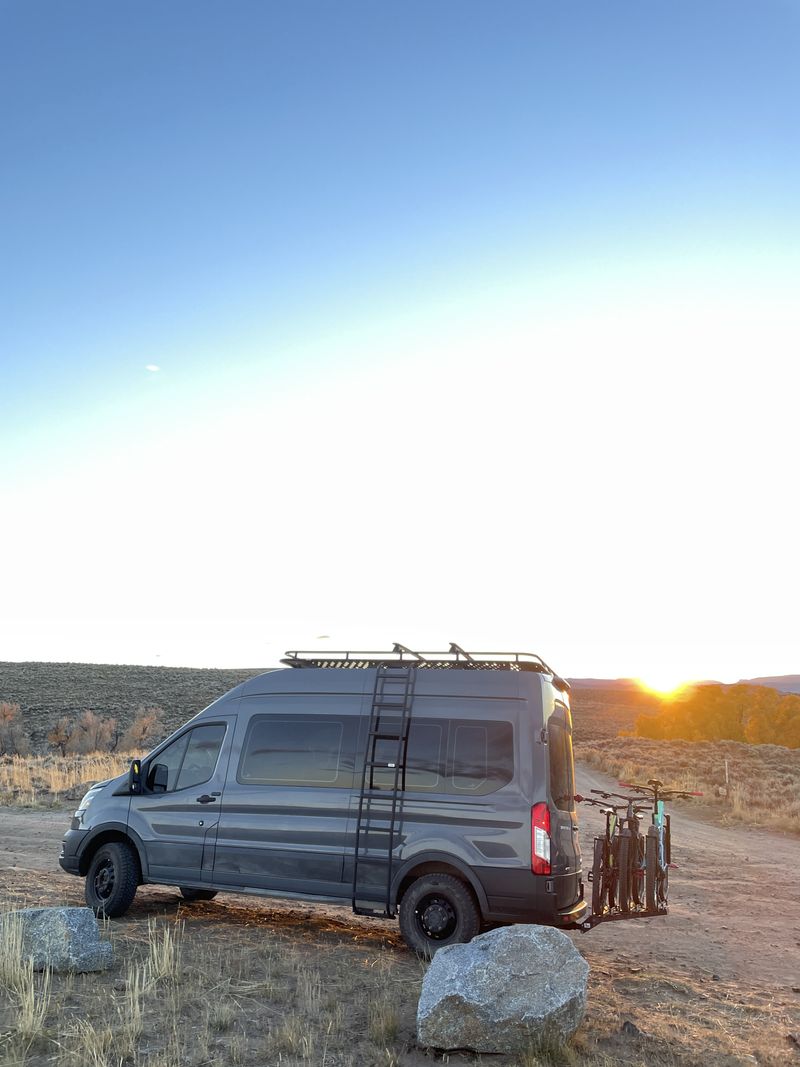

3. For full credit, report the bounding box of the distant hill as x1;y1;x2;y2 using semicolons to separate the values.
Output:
0;661;269;753
3;661;797;754
740;675;800;694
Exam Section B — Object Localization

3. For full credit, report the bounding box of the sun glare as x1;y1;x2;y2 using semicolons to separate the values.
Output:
635;674;694;699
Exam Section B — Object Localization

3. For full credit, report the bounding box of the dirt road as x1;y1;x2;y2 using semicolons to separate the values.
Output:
1;766;798;1064
575;764;800;990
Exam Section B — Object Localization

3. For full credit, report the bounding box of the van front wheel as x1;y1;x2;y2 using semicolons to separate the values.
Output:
399;873;480;957
85;842;139;918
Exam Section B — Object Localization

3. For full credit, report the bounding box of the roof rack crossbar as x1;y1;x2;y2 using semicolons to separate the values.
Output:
392;642;426;662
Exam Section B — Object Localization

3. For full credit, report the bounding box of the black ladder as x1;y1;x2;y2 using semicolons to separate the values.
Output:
351;664;416;916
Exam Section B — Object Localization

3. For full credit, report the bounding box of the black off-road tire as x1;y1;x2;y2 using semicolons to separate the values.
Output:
179;887;218;902
84;842;139;918
398;873;481;957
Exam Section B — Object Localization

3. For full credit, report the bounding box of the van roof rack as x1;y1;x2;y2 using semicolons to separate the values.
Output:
280;644;570;692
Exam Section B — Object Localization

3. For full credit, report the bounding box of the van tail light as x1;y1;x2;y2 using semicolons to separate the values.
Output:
531;803;551;876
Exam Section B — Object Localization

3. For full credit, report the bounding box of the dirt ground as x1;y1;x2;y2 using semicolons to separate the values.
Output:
1;764;798;1065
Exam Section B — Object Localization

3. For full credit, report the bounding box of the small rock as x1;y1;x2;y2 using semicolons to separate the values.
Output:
629;966;642;973
712;974;721;981
791;986;800;994
1;907;113;973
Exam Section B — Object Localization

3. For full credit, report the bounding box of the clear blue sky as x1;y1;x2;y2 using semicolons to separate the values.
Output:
2;1;799;683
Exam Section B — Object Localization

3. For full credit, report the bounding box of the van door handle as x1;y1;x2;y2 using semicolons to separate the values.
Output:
196;794;218;804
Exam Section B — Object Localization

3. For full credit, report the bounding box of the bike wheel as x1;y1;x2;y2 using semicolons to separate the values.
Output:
657;854;670;907
631;833;646;907
591;837;607;916
616;834;631;913
664;813;672;866
645;834;658;913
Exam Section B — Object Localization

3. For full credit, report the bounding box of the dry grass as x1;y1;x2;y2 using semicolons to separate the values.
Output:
575;736;800;832
0;890;796;1066
0;752;134;807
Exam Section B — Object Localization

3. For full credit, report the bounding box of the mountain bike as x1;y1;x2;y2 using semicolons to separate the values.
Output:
576;795;626;916
620;779;702;913
590;788;650;913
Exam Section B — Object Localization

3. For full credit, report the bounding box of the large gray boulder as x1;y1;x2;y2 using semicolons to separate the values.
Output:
417;925;588;1053
2;907;113;973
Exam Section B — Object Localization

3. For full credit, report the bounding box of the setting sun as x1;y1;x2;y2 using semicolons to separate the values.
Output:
635;674;695;699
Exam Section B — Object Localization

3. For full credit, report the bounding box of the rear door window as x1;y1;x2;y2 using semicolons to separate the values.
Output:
547;706;576;811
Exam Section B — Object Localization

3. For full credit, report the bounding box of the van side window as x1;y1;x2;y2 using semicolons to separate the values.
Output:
547;709;576;812
238;717;346;786
372;720;444;791
176;724;227;790
147;724;226;792
450;721;513;794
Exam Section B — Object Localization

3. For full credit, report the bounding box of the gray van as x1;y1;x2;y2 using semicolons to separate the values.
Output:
59;646;587;954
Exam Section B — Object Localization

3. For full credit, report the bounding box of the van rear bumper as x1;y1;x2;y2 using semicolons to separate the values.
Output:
473;867;587;927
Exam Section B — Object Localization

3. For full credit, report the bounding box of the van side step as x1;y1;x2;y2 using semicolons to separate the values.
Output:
351;664;416;917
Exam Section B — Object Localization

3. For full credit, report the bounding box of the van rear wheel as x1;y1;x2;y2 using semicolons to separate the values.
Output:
179;887;218;902
399;873;480;957
85;842;139;918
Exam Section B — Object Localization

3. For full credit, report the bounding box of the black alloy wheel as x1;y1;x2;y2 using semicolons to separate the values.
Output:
398;873;480;957
84;842;139;918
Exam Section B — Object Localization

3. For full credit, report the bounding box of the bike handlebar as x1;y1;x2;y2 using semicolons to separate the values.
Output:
620;781;703;798
575;795;627;811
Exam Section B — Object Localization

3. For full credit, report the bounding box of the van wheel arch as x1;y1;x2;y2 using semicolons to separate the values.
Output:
79;829;144;882
394;858;488;916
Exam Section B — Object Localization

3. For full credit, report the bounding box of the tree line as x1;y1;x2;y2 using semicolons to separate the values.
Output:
634;683;800;748
0;702;166;757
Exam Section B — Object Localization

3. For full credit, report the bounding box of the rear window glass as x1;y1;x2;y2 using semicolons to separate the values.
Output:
373;720;444;791
371;718;513;795
548;709;576;811
451;721;513;794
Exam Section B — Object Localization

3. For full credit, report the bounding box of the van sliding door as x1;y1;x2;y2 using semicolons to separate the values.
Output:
211;696;358;897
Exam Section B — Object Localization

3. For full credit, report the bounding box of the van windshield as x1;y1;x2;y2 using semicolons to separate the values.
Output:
547;705;576;812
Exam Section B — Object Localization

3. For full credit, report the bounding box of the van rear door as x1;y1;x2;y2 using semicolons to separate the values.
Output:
546;703;582;910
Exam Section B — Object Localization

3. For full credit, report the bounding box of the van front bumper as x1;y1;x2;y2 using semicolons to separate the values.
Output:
59;829;87;876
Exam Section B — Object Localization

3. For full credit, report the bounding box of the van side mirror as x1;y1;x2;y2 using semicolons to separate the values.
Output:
151;763;169;793
129;759;143;795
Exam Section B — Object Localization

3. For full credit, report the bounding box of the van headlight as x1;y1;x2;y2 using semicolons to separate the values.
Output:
75;784;102;816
